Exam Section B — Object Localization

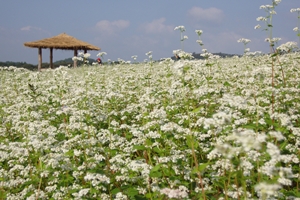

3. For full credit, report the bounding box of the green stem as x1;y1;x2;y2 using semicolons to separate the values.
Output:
181;32;183;50
191;138;206;200
298;13;300;47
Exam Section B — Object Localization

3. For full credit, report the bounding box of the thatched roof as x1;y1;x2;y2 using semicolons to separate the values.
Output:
24;33;100;50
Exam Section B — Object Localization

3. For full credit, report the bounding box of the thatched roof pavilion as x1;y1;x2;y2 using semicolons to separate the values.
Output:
24;33;100;71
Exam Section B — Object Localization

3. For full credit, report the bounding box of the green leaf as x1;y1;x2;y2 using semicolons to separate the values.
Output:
153;147;162;154
192;163;209;174
133;145;146;150
65;149;74;157
192;107;202;113
111;188;121;195
151;164;161;172
186;135;199;149
242;124;256;130
145;138;153;146
279;140;288;150
206;76;213;81
162;167;175;177
134;195;148;200
183;66;191;73
192;166;198;174
149;171;162;178
125;133;133;140
150;164;163;177
186;136;192;148
145;193;152;198
126;187;139;197
223;81;231;87
198;163;209;172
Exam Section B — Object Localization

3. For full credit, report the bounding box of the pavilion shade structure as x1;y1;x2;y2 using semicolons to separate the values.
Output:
24;33;100;71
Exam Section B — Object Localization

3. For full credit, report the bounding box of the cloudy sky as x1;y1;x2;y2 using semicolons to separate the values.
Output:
0;0;299;64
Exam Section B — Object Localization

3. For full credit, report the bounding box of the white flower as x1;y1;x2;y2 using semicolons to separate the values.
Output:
260;5;267;10
145;51;152;56
182;35;188;40
97;52;107;57
265;37;281;44
293;27;299;32
274;0;281;5
290;8;300;13
115;192;128;200
196;40;203;46
257;16;267;21
131;55;138;60
195;29;203;36
276;41;298;52
237;38;251;45
160;186;189;199
83;53;90;58
255;182;282;198
84;173;110;184
266;142;280;158
78;188;90;197
258;118;266;125
174;25;185;32
269;131;285;141
278;177;292;186
74;149;82;156
254;24;261;29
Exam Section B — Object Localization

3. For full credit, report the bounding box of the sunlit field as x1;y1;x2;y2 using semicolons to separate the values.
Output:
1;1;300;199
1;51;300;199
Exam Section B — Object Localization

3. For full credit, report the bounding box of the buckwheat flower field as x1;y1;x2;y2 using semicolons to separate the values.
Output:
1;51;300;199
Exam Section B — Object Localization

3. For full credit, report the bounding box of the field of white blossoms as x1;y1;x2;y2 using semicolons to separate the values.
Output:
0;50;300;199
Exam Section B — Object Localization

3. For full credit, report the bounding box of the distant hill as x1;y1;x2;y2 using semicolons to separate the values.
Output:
171;52;239;60
53;58;97;66
0;61;37;70
0;58;97;71
194;52;240;59
1;52;240;71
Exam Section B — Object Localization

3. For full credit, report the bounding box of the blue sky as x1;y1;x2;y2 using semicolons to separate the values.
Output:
0;0;299;64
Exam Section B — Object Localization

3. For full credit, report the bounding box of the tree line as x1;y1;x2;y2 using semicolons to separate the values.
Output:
0;52;239;71
0;58;97;71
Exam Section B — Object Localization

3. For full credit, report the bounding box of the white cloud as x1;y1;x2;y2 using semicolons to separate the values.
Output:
20;26;51;37
188;7;224;23
140;18;173;34
21;26;42;31
95;20;130;35
21;26;33;31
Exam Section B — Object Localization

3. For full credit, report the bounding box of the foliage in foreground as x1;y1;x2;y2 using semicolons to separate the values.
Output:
0;53;300;199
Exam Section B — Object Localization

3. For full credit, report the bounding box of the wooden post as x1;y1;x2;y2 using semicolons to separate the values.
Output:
84;49;87;64
50;48;53;69
74;49;77;68
38;48;42;72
